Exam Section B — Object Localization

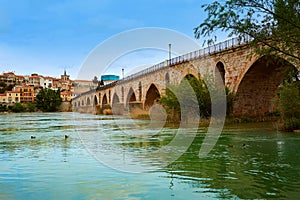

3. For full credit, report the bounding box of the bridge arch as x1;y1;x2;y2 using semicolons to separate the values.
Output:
112;93;120;104
180;64;199;83
102;93;108;107
94;95;98;106
138;82;142;101
233;55;296;116
215;61;225;85
181;73;198;83
108;90;111;104
86;97;91;106
144;83;160;110
126;87;136;103
112;93;122;115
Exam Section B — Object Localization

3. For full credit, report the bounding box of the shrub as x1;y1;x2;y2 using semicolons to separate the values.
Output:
283;117;300;132
26;102;36;112
11;103;25;113
278;75;300;131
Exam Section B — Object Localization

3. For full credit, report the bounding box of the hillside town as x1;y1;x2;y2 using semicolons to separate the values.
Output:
0;70;98;107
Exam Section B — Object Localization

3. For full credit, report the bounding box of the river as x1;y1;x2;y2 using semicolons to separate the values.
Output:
0;112;300;199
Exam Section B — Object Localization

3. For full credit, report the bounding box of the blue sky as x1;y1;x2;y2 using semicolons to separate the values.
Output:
0;0;218;80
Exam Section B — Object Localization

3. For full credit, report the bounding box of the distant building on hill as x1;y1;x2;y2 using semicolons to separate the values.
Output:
0;72;25;85
41;76;55;89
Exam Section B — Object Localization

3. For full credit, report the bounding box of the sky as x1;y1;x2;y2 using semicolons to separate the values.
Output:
0;0;220;80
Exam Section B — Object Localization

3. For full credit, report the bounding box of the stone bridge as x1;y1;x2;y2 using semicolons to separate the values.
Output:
72;37;299;117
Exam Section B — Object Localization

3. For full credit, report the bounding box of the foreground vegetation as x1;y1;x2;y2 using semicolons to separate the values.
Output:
0;102;36;113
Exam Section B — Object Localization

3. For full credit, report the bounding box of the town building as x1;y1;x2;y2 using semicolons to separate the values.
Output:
14;85;35;103
0;93;5;105
28;73;42;88
42;76;54;89
0;90;21;105
0;72;25;85
60;91;76;102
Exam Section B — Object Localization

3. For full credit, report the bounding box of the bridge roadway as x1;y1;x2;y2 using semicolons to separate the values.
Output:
72;36;299;117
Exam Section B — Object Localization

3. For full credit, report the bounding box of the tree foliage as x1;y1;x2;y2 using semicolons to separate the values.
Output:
194;0;300;63
160;74;211;120
0;82;14;94
36;89;62;112
159;74;233;122
278;68;300;131
26;102;36;112
11;103;26;113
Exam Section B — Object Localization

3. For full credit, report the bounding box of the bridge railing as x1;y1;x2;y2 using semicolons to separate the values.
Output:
73;35;252;99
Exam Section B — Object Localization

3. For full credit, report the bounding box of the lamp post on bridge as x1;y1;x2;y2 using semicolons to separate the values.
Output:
168;43;172;61
122;68;124;80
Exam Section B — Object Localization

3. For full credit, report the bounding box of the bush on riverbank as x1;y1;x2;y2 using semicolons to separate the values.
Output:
278;71;300;131
159;73;234;122
0;104;8;112
11;103;26;112
0;102;37;113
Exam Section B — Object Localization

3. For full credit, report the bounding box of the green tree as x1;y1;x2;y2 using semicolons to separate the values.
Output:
0;104;8;112
36;89;62;112
160;74;234;122
278;68;300;131
11;102;25;113
0;82;14;94
194;0;300;63
26;102;36;112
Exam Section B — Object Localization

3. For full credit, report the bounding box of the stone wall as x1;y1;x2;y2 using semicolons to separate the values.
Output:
59;102;72;112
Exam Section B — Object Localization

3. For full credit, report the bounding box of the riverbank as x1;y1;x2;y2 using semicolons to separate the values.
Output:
107;107;296;132
0;101;72;113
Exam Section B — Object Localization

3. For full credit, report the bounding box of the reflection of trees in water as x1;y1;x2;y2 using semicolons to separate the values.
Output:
117;133;174;150
161;132;300;199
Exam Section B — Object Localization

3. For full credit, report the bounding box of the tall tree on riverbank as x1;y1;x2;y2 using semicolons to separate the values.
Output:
36;89;62;112
278;68;300;131
194;0;300;63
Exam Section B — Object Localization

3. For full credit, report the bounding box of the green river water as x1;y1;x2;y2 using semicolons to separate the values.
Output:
0;112;299;199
